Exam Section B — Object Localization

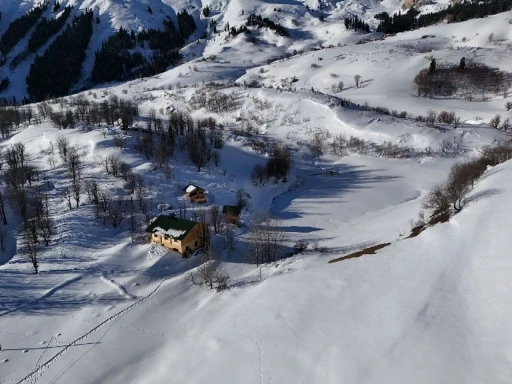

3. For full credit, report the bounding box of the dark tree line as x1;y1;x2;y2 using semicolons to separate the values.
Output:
91;27;144;84
27;5;72;53
376;9;419;34
377;0;512;34
0;106;35;137
92;16;188;84
246;14;289;37
0;78;9;93
177;10;197;39
344;15;371;32
138;18;184;51
414;61;512;98
0;1;49;57
26;10;94;101
250;145;292;185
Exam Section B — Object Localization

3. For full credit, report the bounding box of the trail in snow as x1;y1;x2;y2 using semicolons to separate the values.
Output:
14;268;189;384
99;275;136;299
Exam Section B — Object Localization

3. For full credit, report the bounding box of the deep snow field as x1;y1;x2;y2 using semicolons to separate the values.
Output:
1;0;512;383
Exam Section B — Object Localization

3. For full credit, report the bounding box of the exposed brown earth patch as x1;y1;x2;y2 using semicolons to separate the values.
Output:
328;243;391;264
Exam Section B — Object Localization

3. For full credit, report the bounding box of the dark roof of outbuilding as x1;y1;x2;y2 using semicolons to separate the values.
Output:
222;205;242;216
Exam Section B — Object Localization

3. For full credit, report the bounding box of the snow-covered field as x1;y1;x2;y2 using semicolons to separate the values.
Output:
1;0;512;382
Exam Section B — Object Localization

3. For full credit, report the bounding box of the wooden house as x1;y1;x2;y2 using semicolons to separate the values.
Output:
183;184;207;204
146;215;207;257
222;205;242;224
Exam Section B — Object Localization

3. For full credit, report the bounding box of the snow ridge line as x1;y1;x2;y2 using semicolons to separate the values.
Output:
15;270;186;384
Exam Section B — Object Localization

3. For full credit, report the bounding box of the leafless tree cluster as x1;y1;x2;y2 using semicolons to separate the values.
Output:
437;110;457;124
2;143;55;272
486;114;510;131
422;143;512;221
250;145;292;185
48;94;139;131
329;134;368;156
414;63;512;99
331;81;344;93
0;106;36;137
246;212;287;266
378;142;413;158
190;249;230;291
354;74;362;88
310;130;331;158
134;109;223;176
189;88;239;113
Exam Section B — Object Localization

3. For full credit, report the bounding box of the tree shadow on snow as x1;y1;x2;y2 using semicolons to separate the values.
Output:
270;164;401;228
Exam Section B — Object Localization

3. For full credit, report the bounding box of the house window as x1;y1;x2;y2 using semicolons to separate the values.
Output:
195;241;198;246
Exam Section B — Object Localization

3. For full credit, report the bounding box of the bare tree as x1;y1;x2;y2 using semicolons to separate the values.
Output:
224;224;237;256
236;188;251;211
354;74;362;88
56;136;70;163
490;114;501;129
246;211;287;266
0;228;7;252
24;228;39;274
67;147;83;182
107;199;125;228
445;163;472;211
197;249;230;290
72;179;82;208
250;164;267;186
85;180;99;204
0;190;8;225
63;187;73;210
37;101;52;120
422;184;450;217
209;204;221;234
426;109;437;128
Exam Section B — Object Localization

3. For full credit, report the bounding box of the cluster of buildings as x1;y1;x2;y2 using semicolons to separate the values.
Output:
146;184;242;257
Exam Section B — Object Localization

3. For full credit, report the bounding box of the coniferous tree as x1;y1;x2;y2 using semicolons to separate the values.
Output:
26;10;94;101
0;1;49;56
27;5;73;53
430;58;437;72
177;10;197;39
459;57;466;71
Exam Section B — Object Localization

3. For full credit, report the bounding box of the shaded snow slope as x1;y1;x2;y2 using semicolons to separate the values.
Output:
0;5;512;384
2;154;512;384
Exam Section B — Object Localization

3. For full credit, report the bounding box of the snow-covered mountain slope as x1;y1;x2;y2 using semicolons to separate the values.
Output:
0;0;425;100
0;3;512;384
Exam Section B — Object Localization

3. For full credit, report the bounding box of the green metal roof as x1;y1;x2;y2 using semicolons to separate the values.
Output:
146;215;198;241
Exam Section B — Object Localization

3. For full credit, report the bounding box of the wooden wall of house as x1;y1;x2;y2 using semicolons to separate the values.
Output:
150;223;206;256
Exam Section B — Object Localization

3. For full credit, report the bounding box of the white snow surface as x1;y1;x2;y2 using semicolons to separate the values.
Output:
185;185;197;193
0;3;512;384
152;226;187;238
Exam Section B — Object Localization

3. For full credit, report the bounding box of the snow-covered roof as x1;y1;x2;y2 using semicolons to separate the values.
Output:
146;215;198;240
152;227;187;239
186;185;197;193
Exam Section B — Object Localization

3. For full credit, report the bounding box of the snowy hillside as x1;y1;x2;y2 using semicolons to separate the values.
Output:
0;0;442;100
0;0;512;383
